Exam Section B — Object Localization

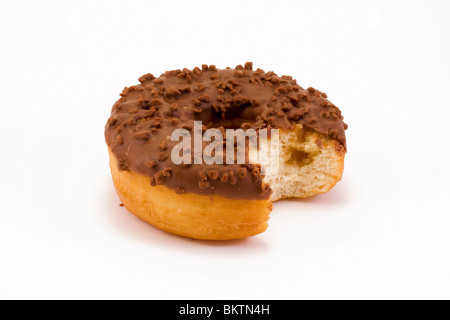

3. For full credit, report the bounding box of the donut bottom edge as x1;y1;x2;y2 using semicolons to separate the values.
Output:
108;150;272;240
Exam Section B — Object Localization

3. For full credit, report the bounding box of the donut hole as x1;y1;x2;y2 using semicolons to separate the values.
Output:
199;103;256;130
205;118;249;130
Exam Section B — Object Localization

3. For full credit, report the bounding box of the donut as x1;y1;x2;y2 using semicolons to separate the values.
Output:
105;63;347;240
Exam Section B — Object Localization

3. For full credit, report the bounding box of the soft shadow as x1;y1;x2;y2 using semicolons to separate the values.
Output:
102;184;269;254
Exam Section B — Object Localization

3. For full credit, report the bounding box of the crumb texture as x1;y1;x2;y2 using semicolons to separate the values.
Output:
259;125;345;201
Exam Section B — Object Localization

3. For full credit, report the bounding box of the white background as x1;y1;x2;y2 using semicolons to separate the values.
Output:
1;0;449;300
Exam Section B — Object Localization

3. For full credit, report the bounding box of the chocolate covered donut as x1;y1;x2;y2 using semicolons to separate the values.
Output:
105;63;347;240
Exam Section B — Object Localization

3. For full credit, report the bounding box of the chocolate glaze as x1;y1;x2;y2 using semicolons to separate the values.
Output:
105;63;347;200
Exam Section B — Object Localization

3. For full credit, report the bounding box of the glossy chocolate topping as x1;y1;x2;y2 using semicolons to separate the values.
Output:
105;63;347;200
